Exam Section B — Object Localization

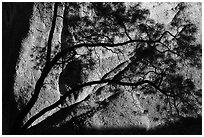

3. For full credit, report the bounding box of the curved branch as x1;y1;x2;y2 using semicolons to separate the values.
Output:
21;79;170;131
51;38;159;67
12;3;59;134
122;22;132;40
14;15;179;133
157;42;180;56
158;31;177;41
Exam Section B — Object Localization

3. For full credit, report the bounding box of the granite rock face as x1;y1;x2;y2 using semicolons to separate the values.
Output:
25;86;152;134
2;3;63;133
3;2;201;134
13;3;64;126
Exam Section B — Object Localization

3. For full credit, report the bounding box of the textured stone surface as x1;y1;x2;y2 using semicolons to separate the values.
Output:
86;90;149;129
25;86;151;134
3;2;201;134
13;3;62;126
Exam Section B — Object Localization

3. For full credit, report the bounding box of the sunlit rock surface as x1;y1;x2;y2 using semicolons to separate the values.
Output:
3;2;201;134
13;3;63;126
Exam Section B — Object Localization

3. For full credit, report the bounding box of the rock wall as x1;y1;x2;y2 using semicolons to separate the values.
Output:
3;2;201;134
13;3;64;126
24;86;150;134
3;2;64;133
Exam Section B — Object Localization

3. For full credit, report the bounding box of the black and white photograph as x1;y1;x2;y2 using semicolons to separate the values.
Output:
2;2;202;135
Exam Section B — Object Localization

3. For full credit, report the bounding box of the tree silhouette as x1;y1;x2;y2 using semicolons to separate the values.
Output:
12;2;201;134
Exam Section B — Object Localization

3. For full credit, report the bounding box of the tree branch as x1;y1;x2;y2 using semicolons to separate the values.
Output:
171;87;180;117
21;79;170;131
122;22;132;40
101;60;130;80
49;38;159;74
12;64;52;134
12;3;59;134
158;30;177;42
46;2;58;63
157;42;180;56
